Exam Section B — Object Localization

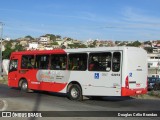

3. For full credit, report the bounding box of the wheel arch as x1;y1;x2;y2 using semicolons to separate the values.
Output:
67;81;83;94
18;77;27;88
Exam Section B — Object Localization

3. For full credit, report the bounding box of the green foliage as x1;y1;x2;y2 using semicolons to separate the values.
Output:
144;47;153;53
45;34;56;41
88;44;95;48
2;48;13;59
93;40;97;46
14;43;25;51
144;41;151;45
56;35;61;39
4;41;12;49
2;42;25;59
115;41;120;44
52;42;59;45
127;41;141;47
25;35;34;40
148;91;160;98
66;37;73;41
68;43;87;48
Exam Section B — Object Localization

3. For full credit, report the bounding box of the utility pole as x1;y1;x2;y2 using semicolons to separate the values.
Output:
0;22;4;78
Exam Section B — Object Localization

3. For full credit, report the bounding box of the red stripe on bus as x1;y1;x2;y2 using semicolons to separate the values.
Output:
38;82;67;92
121;87;147;96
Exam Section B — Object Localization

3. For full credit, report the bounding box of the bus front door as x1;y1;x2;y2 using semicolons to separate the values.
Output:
8;59;19;87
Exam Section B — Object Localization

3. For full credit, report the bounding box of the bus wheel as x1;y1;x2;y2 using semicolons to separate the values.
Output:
68;84;83;101
21;80;28;92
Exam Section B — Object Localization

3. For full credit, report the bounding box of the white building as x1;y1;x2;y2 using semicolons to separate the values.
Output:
45;47;53;50
56;39;64;45
39;36;50;44
153;47;160;53
148;53;160;74
28;43;38;50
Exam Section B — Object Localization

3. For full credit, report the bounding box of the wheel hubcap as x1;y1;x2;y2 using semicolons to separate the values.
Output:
71;88;78;98
22;82;27;90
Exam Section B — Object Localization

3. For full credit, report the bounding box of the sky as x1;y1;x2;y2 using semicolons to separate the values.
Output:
0;0;160;41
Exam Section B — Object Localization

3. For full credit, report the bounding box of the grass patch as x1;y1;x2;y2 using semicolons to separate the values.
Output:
132;91;160;99
0;76;8;85
148;91;160;98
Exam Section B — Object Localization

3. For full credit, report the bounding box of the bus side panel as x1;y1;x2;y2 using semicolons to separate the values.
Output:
82;86;121;96
28;70;68;92
67;71;121;96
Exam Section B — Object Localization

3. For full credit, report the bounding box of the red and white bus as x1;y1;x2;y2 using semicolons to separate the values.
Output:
8;47;148;100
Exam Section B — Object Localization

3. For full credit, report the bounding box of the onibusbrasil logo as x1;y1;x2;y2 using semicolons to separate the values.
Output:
0;99;8;111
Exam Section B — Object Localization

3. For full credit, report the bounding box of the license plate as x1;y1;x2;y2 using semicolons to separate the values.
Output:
136;90;142;94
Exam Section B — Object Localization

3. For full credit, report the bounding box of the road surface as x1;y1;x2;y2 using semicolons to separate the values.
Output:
0;84;160;120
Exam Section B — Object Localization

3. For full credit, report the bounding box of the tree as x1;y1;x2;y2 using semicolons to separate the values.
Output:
132;41;141;47
2;48;13;59
2;42;25;59
127;41;141;47
2;41;14;59
52;42;59;45
144;41;151;45
115;41;120;45
56;35;61;39
45;34;56;41
14;43;25;51
4;41;12;49
68;43;87;48
66;37;73;41
25;35;34;40
93;40;97;46
88;44;95;48
144;47;153;53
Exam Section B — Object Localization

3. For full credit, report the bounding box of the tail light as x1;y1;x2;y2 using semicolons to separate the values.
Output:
125;76;129;88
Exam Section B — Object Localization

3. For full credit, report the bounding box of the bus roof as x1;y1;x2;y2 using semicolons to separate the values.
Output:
10;47;145;55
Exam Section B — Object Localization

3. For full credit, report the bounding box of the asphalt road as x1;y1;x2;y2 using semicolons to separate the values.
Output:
0;84;160;120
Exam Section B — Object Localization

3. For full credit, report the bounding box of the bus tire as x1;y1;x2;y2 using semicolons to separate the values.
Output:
68;84;83;101
21;80;28;92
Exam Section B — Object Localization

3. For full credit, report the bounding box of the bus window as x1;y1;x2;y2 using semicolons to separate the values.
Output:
89;52;111;71
50;54;67;70
68;53;87;71
35;55;49;69
21;55;34;69
112;52;121;72
9;59;18;72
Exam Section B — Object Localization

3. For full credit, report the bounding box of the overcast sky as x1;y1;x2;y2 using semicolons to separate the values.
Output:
0;0;160;41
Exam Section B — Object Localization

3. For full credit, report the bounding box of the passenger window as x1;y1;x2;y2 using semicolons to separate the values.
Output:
89;52;112;71
21;55;34;69
112;52;121;72
50;54;67;70
9;59;18;72
35;55;49;69
68;53;87;71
